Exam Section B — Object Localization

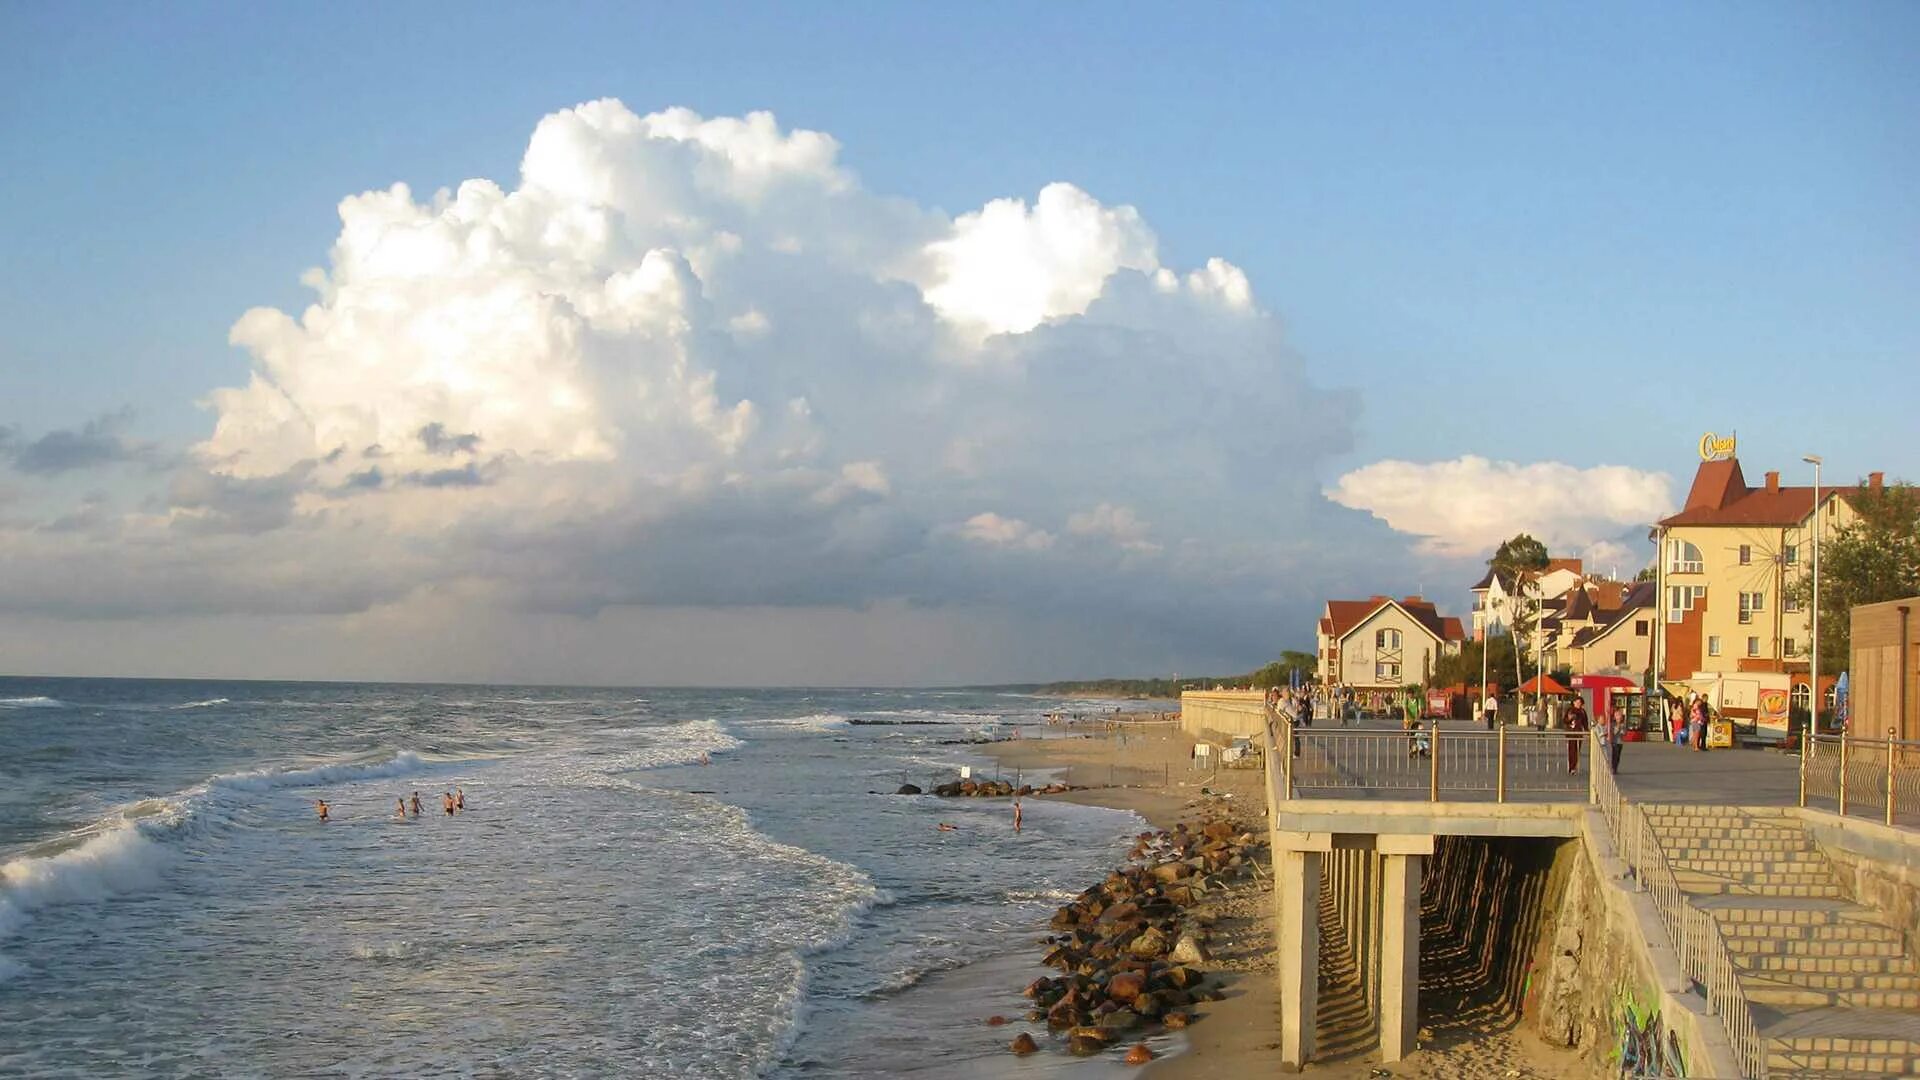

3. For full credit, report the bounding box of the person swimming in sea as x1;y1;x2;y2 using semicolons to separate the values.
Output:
454;787;465;811
409;791;422;817
937;822;958;832
315;799;331;823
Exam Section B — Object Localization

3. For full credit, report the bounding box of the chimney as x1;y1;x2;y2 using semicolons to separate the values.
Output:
1871;471;1885;492
1764;471;1780;493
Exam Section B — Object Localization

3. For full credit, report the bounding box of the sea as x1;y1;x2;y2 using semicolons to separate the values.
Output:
0;678;1164;1078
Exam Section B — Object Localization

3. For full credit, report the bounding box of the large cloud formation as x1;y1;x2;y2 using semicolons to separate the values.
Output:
1328;456;1674;559
0;100;1384;681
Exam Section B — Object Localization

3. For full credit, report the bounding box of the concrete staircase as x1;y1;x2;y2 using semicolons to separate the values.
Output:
1644;805;1920;1077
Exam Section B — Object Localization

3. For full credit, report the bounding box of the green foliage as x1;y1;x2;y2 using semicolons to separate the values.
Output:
1489;533;1551;578
1428;636;1535;690
1789;480;1920;671
1632;564;1658;584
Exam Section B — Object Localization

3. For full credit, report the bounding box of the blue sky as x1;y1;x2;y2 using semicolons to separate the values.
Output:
0;3;1914;682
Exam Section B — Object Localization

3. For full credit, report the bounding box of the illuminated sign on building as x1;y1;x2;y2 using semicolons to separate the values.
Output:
1698;432;1737;462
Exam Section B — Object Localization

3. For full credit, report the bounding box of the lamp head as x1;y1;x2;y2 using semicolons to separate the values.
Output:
1802;454;1823;466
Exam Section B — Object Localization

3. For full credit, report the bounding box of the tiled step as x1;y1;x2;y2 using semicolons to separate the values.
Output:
1730;935;1911;962
1704;898;1883;928
1743;976;1920;1009
1744;952;1918;977
1669;853;1831;876
1722;920;1907;948
1664;834;1814;854
1762;1006;1920;1077
1673;869;1843;897
1650;821;1810;841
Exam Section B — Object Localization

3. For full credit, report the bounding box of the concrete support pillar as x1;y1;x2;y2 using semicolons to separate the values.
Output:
1379;852;1424;1062
1277;847;1323;1069
1364;851;1381;1026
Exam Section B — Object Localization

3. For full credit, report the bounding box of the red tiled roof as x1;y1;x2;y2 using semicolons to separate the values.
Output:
1546;558;1584;575
1324;596;1460;645
1322;600;1379;641
1660;458;1828;527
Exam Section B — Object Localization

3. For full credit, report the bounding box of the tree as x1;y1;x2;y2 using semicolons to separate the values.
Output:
1488;533;1552;700
1249;650;1319;689
1633;564;1658;584
1790;480;1920;672
1429;636;1534;690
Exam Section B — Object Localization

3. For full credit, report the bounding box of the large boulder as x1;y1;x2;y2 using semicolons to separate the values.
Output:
1169;932;1212;965
1127;926;1170;959
1010;1032;1039;1055
1124;1043;1156;1065
1105;970;1146;1003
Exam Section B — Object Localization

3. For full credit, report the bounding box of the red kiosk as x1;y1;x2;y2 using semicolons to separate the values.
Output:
1571;674;1647;740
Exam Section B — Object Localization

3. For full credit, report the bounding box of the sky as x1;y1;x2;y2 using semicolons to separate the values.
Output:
1;3;1915;685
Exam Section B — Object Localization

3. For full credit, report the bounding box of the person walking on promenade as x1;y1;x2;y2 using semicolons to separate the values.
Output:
1562;696;1589;773
1690;696;1711;752
1605;703;1626;773
1483;687;1500;731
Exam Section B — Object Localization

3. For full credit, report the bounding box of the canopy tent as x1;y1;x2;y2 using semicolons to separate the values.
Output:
1517;674;1574;696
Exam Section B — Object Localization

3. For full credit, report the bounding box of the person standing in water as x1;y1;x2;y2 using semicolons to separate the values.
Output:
409;791;422;817
315;799;331;823
441;791;455;816
1013;800;1023;833
454;787;465;811
395;797;406;819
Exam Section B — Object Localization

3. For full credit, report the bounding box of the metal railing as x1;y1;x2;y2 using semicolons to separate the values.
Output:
1275;720;1588;802
1801;728;1920;827
1591;730;1767;1080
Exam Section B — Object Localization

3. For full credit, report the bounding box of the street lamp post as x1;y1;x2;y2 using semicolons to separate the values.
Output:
1804;454;1823;730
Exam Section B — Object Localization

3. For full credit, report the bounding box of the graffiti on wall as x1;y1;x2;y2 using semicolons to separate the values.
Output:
1614;988;1686;1079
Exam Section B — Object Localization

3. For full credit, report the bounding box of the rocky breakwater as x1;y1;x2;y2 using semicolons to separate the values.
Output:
923;779;1080;797
1007;818;1263;1062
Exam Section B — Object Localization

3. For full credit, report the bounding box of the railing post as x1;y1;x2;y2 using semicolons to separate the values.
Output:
1798;725;1809;808
1496;722;1508;803
1890;727;1899;827
1428;720;1440;802
1839;730;1850;817
1282;720;1294;800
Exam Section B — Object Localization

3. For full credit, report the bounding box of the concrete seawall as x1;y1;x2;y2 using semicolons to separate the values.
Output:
1179;689;1267;742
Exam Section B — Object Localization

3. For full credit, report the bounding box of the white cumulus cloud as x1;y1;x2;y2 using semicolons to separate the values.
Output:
0;98;1383;681
1328;456;1674;559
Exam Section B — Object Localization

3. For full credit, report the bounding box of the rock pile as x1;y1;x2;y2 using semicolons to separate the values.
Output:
931;779;1078;798
1008;818;1264;1059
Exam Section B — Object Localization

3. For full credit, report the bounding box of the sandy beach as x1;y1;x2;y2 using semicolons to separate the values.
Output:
984;715;1587;1079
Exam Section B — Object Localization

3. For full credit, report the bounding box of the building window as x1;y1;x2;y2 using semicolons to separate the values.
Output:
1747;636;1761;657
1784;637;1796;656
1635;620;1649;637
1708;636;1721;657
1739;591;1765;624
1376;628;1402;650
1667;584;1706;623
1784;544;1799;566
1792;683;1810;713
1667;539;1704;574
1376;661;1400;682
1784;594;1801;613
1614;650;1629;667
1738;544;1751;565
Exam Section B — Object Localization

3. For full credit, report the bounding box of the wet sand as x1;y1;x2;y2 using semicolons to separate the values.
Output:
985;716;1587;1079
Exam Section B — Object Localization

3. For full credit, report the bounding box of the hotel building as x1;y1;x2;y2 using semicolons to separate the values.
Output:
1656;454;1880;715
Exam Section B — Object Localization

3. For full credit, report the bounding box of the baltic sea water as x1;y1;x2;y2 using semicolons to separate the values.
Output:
0;678;1150;1077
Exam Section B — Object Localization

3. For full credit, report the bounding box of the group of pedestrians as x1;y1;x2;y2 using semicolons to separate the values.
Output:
1670;693;1716;751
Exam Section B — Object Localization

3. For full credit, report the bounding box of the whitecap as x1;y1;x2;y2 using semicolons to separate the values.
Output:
171;697;231;710
0;696;63;709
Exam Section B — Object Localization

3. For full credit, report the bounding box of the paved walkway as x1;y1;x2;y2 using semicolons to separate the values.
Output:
1613;739;1803;807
